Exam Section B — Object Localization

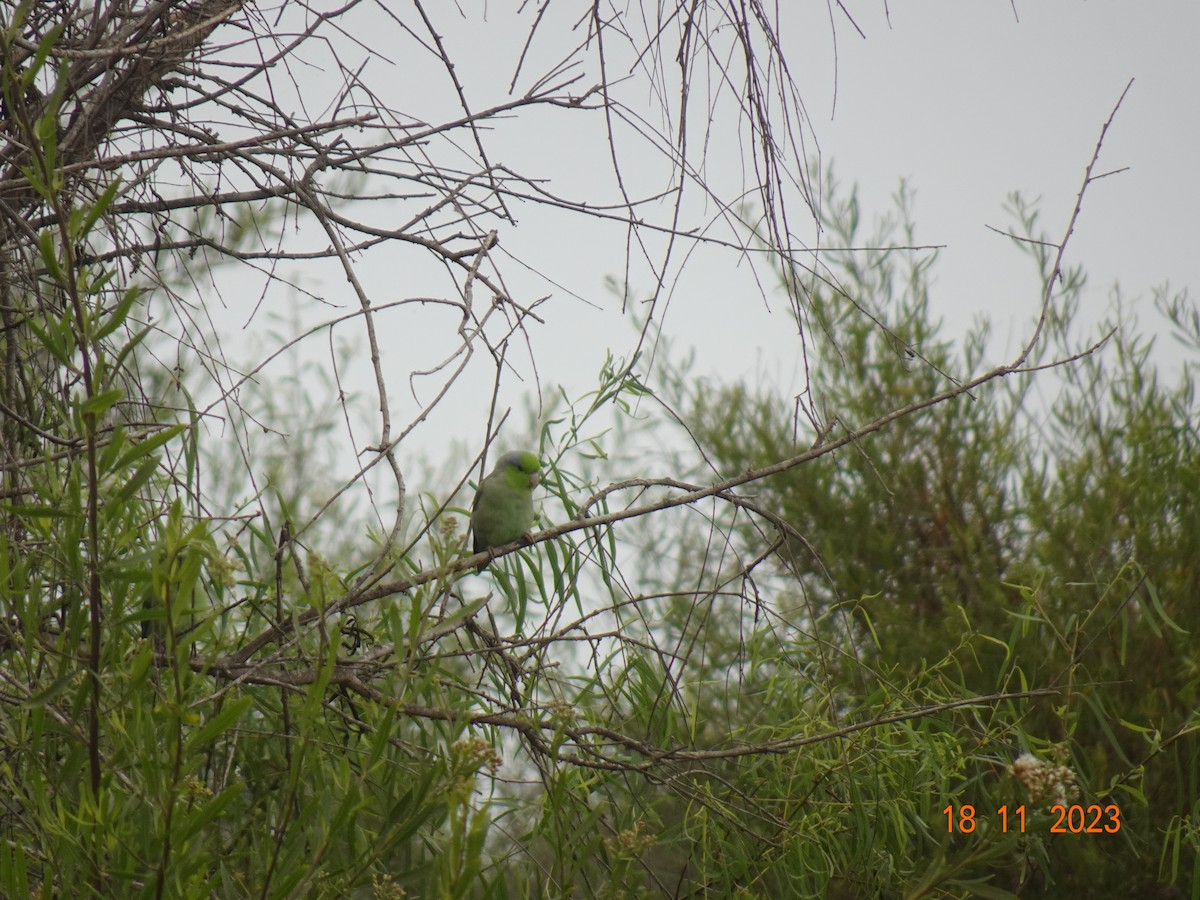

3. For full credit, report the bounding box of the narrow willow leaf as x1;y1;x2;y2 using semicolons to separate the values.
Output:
79;387;124;418
94;285;143;341
113;424;186;473
79;178;122;239
38;230;65;285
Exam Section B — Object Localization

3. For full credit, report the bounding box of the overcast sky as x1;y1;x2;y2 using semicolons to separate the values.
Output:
200;3;1200;508
426;3;1198;386
449;3;1195;444
819;2;1198;352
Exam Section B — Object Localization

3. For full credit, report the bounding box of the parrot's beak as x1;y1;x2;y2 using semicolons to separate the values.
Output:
531;471;542;487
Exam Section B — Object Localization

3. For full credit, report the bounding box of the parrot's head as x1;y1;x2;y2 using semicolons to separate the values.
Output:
495;450;541;489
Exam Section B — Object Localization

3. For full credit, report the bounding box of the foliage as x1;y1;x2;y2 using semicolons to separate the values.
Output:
0;4;1192;900
653;178;1200;897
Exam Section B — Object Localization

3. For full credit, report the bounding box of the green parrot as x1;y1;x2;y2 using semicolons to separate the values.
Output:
470;450;541;570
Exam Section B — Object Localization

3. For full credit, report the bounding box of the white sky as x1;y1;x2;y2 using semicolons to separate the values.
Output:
819;2;1199;353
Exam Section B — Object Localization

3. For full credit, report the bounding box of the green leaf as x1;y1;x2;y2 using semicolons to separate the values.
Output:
34;109;58;171
111;456;162;507
78;387;123;418
24;670;77;707
23;315;72;367
177;783;244;844
22;23;64;89
0;504;76;519
17;164;48;200
184;696;252;755
0;841;30;899
38;230;65;285
79;178;122;240
111;323;151;373
417;595;488;644
113;424;186;473
81;267;115;296
93;284;143;341
1142;577;1186;635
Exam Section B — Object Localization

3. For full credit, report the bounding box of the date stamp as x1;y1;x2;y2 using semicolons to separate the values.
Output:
943;804;1122;834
